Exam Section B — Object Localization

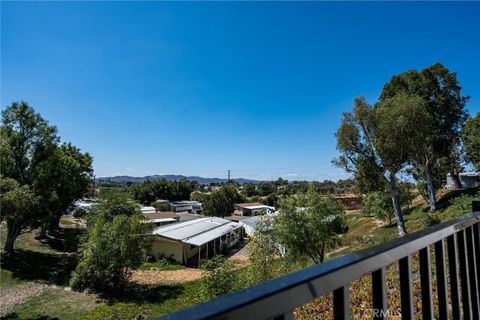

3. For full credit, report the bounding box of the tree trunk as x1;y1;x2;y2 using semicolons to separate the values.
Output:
2;221;22;256
425;165;437;212
387;172;407;237
450;169;463;189
48;214;61;233
36;224;48;239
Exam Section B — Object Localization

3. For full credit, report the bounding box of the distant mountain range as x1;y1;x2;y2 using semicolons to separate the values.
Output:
96;174;261;185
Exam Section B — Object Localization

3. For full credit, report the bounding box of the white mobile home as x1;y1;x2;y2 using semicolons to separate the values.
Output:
148;217;242;267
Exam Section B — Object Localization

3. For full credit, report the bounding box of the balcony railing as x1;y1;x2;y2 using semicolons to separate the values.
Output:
159;201;480;320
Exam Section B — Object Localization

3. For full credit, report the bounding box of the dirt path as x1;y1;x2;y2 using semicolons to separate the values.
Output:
131;268;204;286
228;242;250;269
0;283;47;317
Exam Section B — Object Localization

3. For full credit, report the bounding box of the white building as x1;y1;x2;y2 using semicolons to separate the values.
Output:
148;217;242;267
169;201;203;214
140;206;156;214
446;172;480;189
233;203;275;216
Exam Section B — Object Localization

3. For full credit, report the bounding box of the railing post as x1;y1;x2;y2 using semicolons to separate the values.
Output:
419;247;433;319
399;256;414;320
372;268;387;320
474;223;480;291
466;226;480;318
447;234;461;320
333;286;349;320
435;240;448;320
473;200;480;212
458;230;471;319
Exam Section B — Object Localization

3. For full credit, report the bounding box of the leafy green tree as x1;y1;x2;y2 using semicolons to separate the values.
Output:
190;191;208;203
462;112;480;170
37;143;93;236
275;187;346;263
1;102;58;253
264;192;279;207
380;63;469;198
203;184;245;217
361;192;392;223
0;177;39;255
200;256;238;299
71;198;151;295
92;192;140;222
334;96;417;236
242;183;257;197
247;218;281;285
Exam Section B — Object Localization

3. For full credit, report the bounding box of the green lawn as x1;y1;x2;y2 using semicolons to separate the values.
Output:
3;289;99;320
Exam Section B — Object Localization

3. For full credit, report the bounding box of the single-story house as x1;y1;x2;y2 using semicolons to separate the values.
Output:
148;217;243;267
141;206;157;214
169;201;203;214
446;172;480;189
142;211;180;227
233;203;275;216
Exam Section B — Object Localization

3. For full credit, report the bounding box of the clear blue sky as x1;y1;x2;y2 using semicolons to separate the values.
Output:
1;2;479;181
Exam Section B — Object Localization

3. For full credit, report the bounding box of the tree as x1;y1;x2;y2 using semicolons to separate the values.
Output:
242;183;257;197
462;112;480;170
1;102;58;254
275;187;346;263
380;63;469;198
93;192;140;222
37;143;93;235
203;184;245;217
247;218;281;285
71;198;151;295
200;256;238;299
334;97;411;236
0;177;39;255
361;192;392;223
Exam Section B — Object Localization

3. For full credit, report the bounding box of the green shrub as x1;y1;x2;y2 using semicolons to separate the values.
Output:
450;193;478;218
70;213;152;295
361;192;392;223
423;213;441;228
200;256;237;299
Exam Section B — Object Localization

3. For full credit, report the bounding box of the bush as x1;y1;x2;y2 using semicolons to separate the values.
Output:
200;256;237;299
423;213;441;228
70;213;152;295
450;193;477;218
361;192;392;223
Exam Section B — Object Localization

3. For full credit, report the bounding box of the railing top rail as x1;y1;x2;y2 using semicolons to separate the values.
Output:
158;210;480;320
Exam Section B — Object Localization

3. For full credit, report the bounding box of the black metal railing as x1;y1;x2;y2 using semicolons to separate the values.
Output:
159;201;480;320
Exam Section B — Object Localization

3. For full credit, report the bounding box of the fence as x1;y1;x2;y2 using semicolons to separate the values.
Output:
159;201;480;320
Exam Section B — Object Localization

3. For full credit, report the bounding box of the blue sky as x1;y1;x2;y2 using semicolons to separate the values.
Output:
1;2;479;181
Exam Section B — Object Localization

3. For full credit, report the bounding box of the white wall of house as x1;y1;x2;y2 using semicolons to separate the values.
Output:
148;238;184;263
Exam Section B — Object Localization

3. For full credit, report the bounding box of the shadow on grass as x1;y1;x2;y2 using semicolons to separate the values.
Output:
0;249;77;286
38;228;85;253
104;283;185;304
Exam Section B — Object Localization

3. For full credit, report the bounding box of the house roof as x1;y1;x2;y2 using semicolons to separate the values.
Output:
144;218;178;223
235;202;262;208
153;217;241;246
143;212;180;220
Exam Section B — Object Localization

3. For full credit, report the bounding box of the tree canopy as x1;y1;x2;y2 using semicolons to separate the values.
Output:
462;112;480;170
275;187;347;263
1;102;93;255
